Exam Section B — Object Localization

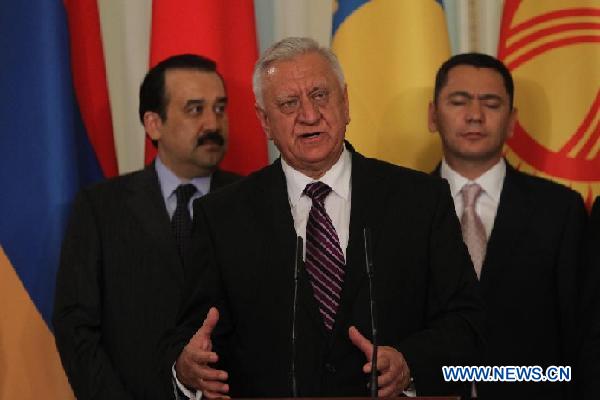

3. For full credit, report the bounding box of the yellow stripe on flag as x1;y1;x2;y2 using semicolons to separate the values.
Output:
332;0;450;171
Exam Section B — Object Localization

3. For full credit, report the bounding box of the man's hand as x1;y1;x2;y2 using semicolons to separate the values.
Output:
349;326;411;397
175;307;230;399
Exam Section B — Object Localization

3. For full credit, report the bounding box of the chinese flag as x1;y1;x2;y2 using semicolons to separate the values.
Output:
147;0;268;176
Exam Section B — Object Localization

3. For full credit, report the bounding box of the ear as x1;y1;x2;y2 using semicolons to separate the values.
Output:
255;103;273;140
342;85;350;125
143;111;163;142
507;107;518;139
427;101;438;133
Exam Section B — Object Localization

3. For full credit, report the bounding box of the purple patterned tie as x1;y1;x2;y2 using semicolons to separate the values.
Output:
303;182;345;331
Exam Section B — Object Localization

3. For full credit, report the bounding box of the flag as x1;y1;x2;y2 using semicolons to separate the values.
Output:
332;0;451;172
0;0;117;397
145;0;268;176
498;0;600;208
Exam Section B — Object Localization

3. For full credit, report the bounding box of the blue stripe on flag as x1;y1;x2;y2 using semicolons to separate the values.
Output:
0;0;104;328
332;0;370;35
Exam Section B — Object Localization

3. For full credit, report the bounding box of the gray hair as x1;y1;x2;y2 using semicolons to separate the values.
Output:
252;37;346;108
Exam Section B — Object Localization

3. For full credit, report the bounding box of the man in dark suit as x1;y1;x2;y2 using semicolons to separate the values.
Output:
53;54;240;400
428;52;587;399
166;37;483;399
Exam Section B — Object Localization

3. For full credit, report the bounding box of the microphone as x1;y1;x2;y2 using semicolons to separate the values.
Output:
291;236;303;397
363;228;378;398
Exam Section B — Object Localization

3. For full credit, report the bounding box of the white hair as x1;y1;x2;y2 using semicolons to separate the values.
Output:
252;37;346;108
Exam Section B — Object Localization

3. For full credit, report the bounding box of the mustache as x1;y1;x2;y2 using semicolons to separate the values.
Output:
197;130;225;146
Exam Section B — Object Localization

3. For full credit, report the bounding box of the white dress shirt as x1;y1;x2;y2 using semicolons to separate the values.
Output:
440;158;506;239
281;146;352;258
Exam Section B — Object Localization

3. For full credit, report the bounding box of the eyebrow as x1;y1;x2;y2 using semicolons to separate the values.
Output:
448;91;503;102
184;97;228;107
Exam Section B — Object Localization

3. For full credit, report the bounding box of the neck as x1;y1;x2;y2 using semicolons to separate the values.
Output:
445;155;501;181
293;146;344;180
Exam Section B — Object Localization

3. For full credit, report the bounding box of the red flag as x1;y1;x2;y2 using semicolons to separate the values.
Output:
497;0;600;208
147;0;268;176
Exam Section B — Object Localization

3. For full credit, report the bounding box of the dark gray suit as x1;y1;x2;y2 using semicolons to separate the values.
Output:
53;164;240;400
437;163;587;400
166;148;484;397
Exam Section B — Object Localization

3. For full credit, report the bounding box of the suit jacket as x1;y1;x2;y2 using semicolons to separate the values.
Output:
436;163;587;400
166;149;484;397
578;196;600;399
53;164;240;400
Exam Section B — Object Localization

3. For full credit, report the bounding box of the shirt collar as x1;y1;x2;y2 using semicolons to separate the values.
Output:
440;158;506;203
281;145;352;207
155;156;212;201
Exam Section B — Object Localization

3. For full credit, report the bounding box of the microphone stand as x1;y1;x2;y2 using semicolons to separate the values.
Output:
291;236;303;397
363;228;378;398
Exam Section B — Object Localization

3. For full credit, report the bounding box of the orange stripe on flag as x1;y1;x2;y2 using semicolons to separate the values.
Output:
0;247;74;399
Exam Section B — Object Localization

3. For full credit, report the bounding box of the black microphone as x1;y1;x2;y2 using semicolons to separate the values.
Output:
363;228;378;398
291;236;303;397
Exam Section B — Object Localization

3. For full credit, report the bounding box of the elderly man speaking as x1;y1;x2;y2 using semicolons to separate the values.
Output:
165;37;483;399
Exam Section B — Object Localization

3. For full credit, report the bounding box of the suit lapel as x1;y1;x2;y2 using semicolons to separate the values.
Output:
126;165;184;284
480;164;531;286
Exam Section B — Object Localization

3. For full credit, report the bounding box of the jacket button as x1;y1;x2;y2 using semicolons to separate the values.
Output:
325;363;336;373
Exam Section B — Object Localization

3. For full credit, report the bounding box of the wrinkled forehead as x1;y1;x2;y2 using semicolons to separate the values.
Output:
262;53;340;95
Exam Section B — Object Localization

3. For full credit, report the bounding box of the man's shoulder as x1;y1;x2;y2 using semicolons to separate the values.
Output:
353;152;446;188
211;169;243;190
81;168;151;197
203;163;279;203
506;165;583;205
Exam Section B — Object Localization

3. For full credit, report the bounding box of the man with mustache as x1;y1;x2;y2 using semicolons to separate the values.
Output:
53;54;240;400
429;53;587;400
165;37;483;399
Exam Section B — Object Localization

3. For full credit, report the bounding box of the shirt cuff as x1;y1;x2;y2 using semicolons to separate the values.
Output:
403;377;416;397
172;363;202;400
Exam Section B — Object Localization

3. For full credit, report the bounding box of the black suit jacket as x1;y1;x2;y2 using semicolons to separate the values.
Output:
578;196;600;399
53;165;240;400
436;163;587;400
166;149;484;397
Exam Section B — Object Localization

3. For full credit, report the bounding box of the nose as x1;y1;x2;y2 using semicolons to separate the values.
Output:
297;97;320;124
466;100;483;123
204;109;219;130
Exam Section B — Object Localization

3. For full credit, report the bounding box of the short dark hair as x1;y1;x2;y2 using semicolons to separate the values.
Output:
433;52;514;108
138;53;221;124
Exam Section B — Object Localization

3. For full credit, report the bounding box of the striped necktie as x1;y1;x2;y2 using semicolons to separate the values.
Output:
303;181;345;331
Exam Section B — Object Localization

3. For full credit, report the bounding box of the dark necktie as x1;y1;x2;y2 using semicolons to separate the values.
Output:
303;181;346;331
171;184;197;258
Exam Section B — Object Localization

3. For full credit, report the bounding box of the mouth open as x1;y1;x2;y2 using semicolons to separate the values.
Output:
299;132;322;139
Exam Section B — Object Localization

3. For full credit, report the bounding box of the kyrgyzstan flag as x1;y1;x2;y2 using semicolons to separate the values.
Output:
146;0;268;176
497;0;600;208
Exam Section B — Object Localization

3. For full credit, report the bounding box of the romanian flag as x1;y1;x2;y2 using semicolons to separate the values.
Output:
498;0;600;208
0;0;117;398
145;0;268;176
332;0;451;172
